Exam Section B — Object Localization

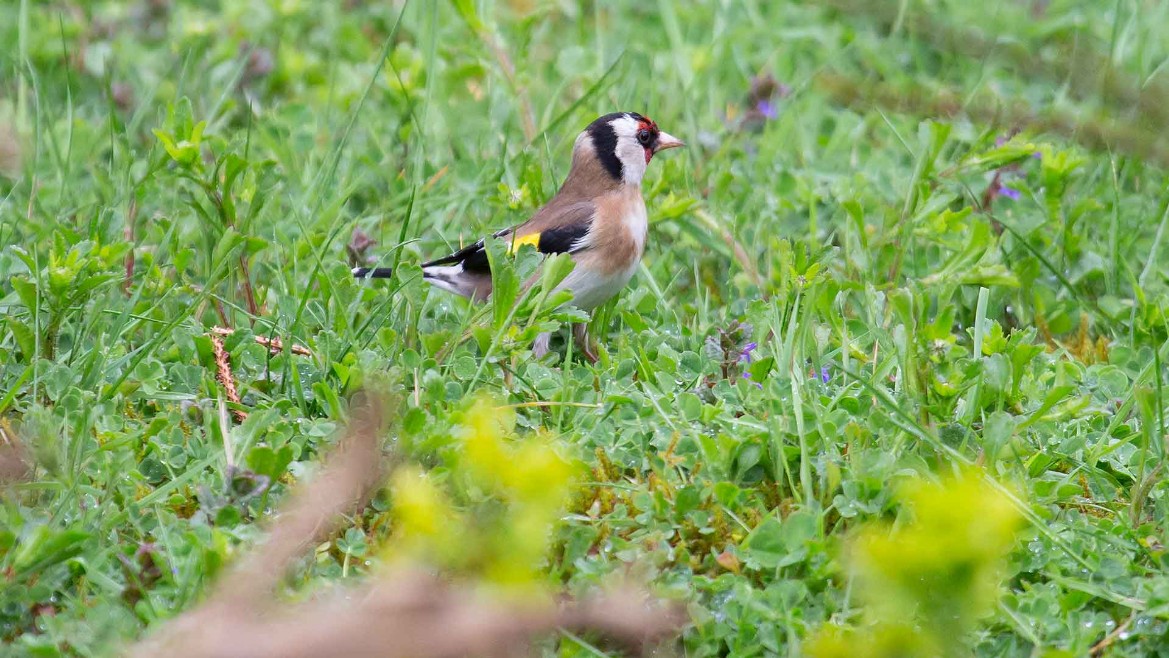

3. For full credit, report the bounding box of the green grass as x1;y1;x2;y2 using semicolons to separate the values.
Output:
5;0;1169;655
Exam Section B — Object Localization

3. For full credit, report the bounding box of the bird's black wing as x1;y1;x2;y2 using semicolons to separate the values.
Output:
535;222;592;255
421;203;596;273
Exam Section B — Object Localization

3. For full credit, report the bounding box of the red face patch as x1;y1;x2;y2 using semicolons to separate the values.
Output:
637;116;660;163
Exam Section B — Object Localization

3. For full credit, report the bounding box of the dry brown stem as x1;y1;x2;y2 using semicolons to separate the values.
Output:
211;326;312;357
209;334;247;422
0;419;30;484
126;395;683;657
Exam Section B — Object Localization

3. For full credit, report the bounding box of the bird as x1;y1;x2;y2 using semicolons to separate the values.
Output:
353;111;684;363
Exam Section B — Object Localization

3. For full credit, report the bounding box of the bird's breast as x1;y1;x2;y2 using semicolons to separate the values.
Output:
625;195;648;257
554;191;647;311
588;190;647;276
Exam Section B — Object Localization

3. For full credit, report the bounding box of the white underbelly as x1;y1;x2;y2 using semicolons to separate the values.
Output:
556;260;639;311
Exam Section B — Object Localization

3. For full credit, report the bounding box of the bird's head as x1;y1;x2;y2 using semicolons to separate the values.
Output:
573;112;684;186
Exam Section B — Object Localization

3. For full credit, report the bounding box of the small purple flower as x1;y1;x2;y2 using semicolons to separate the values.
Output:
755;100;778;120
736;341;763;388
1000;185;1021;201
819;366;830;383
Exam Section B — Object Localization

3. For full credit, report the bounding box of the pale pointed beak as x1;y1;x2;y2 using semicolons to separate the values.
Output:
653;131;685;153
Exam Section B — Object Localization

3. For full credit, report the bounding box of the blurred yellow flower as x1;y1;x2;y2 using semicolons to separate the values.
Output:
383;395;580;591
385;466;460;562
806;623;936;658
809;468;1023;657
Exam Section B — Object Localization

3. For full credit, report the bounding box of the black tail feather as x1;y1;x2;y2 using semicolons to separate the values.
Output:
421;238;490;273
352;267;394;279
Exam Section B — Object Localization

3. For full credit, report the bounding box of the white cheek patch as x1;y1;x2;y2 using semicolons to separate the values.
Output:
610;116;649;185
618;143;647;185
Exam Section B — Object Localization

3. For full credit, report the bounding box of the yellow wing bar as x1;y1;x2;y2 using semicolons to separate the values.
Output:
507;232;541;253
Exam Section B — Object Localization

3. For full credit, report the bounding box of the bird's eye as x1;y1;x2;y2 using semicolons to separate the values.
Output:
636;129;652;146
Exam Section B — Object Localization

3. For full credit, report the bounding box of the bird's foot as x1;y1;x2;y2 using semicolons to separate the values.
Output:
572;323;599;364
533;331;552;359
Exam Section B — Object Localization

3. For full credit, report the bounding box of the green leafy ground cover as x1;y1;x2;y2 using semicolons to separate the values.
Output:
4;0;1169;655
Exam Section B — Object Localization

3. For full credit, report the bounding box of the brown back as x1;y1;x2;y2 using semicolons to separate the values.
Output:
513;136;620;237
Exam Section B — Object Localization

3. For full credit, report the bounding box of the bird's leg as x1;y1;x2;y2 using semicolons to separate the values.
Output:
572;323;599;364
532;331;552;359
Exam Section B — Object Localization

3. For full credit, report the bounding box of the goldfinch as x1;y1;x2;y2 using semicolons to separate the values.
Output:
354;112;684;362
